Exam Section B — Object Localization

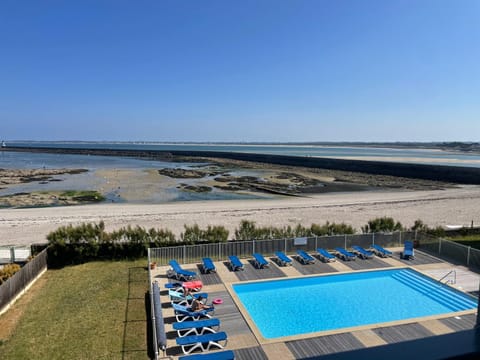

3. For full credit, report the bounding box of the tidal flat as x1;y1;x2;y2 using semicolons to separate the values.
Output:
0;155;453;208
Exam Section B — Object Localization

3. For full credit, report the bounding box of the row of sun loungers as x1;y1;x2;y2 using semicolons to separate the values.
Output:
168;243;410;281
167;284;234;359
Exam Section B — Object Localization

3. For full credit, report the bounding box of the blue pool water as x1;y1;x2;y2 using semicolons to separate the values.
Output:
232;268;478;339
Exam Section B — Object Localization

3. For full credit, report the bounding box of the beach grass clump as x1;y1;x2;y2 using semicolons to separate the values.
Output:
0;259;149;360
181;224;229;243
362;216;403;233
233;220;355;240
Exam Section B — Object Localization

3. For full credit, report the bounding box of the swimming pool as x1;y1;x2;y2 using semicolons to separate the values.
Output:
232;268;478;339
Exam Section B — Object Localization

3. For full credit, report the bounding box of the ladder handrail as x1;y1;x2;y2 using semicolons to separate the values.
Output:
439;269;456;284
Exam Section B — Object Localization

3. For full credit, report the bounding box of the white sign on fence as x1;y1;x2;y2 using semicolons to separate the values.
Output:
294;237;308;246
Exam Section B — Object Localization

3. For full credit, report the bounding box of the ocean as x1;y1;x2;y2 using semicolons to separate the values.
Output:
3;141;480;168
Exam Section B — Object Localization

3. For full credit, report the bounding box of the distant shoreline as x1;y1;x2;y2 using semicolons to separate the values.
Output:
3;145;480;185
3;140;479;153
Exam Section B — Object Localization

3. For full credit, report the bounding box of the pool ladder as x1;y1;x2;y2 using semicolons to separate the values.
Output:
439;269;456;285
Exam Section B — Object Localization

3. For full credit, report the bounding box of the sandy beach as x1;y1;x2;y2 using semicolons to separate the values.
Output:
2;185;480;247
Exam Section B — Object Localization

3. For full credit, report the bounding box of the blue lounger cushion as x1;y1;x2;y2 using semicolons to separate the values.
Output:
202;257;216;273
178;350;235;360
317;248;336;262
352;245;374;259
296;250;315;264
402;241;415;260
252;253;269;268
335;247;356;261
173;318;220;331
176;331;228;355
370;244;393;257
169;259;197;280
275;251;292;266
228;255;244;271
173;318;220;336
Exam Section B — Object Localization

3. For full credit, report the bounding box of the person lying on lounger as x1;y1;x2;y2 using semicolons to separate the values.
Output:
190;296;212;311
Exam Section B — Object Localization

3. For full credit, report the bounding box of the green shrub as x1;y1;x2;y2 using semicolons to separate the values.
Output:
234;220;257;240
311;222;355;236
410;219;429;232
181;224;229;243
362;217;403;233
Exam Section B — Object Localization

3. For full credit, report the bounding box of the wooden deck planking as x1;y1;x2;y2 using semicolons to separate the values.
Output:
291;257;338;275
208;290;251;335
233;260;286;281
439;314;477;331
395;250;444;266
286;333;365;358
194;263;223;285
372;323;435;343
340;256;392;271
234;346;269;360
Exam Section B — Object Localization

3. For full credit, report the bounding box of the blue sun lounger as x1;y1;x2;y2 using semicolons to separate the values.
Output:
401;240;415;260
335;247;356;261
252;253;269;268
202;257;216;273
179;350;235;360
176;331;228;355
173;303;215;322
169;290;208;305
275;251;292;266
173;318;221;337
317;248;336;262
297;250;315;264
165;282;183;290
169;259;197;281
228;255;244;271
370;244;393;258
352;245;374;259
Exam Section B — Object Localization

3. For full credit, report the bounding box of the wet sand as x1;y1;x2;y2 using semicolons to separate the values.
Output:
2;185;480;247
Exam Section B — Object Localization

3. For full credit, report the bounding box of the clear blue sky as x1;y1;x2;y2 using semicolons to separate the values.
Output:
1;0;479;142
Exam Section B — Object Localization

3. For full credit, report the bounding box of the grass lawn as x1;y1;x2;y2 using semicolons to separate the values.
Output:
448;235;480;250
0;259;150;360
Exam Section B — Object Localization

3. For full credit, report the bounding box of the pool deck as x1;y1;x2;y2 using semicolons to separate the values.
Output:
151;249;479;359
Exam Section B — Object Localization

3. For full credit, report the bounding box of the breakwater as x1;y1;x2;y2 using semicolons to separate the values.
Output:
3;146;480;185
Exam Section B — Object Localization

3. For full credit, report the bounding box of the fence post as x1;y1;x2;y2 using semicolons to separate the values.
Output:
315;236;317;250
10;247;15;263
284;238;287;253
438;239;442;255
372;233;375;246
183;245;186;264
253;240;255;255
467;246;471;266
218;242;221;261
399;231;402;246
344;234;347;248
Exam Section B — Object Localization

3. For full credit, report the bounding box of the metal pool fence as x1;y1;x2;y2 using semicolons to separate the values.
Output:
148;231;480;270
148;231;413;266
415;232;480;270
